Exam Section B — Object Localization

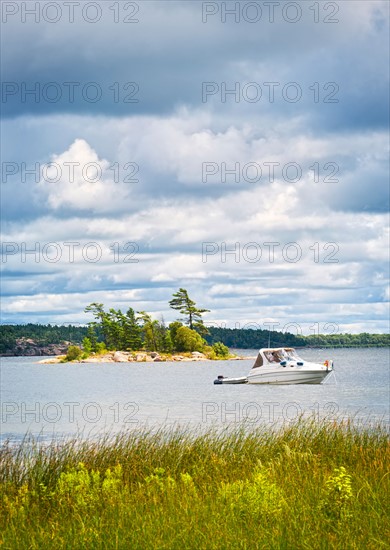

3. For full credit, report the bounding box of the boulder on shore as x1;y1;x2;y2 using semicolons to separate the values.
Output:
113;351;130;362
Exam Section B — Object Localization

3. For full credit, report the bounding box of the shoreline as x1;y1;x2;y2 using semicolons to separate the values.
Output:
2;344;388;359
38;350;255;364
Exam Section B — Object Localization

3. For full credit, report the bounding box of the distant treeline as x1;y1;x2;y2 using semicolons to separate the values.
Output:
0;323;389;354
0;324;89;354
206;327;390;349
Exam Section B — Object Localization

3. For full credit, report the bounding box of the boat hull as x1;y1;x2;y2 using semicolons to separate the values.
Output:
247;367;332;385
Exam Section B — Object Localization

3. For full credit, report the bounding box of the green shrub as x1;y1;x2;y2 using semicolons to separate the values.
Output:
65;345;82;361
203;345;217;359
212;342;230;358
82;337;92;355
218;466;284;520
321;466;353;520
174;326;206;352
55;462;123;510
95;342;107;354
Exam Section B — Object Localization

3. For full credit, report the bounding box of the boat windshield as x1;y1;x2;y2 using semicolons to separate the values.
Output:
264;349;300;363
282;349;300;360
265;350;283;363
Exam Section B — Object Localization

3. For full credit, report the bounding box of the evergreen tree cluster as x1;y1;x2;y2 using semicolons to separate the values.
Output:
205;327;390;349
82;289;213;354
205;327;307;349
83;303;173;353
1;288;389;355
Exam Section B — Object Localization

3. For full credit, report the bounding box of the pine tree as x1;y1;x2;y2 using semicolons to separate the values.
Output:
162;330;173;353
169;288;209;333
123;308;143;350
86;324;98;352
138;311;159;351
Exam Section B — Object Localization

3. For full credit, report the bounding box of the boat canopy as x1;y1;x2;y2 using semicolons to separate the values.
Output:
252;348;299;368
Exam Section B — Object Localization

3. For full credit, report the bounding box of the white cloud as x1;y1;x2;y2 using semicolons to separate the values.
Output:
37;139;132;212
1;0;389;332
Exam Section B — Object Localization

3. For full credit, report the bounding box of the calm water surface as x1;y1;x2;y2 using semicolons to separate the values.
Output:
1;348;389;442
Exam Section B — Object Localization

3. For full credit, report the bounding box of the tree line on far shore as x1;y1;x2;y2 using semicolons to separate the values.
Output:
1;287;389;356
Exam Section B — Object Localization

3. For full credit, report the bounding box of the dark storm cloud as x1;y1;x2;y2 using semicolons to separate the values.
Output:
1;1;388;133
1;1;389;330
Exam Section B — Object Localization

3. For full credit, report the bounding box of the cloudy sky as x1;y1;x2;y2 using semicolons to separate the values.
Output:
1;0;389;335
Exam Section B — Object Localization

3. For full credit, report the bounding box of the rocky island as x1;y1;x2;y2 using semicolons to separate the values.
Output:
38;350;249;364
2;289;388;361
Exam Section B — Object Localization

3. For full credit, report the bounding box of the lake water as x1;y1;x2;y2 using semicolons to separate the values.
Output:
1;348;389;443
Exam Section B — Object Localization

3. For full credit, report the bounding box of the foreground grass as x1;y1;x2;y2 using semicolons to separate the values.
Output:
0;419;389;549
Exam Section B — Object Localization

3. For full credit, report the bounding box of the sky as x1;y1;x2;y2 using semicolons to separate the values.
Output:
1;0;389;335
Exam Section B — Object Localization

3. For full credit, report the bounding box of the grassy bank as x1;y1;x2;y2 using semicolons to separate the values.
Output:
1;419;389;549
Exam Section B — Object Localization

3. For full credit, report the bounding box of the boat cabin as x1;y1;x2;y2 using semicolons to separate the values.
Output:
252;348;300;368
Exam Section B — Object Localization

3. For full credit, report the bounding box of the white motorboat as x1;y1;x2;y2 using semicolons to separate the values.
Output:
246;347;333;385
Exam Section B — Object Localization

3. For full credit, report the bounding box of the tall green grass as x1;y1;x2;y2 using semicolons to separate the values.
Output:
1;419;389;549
